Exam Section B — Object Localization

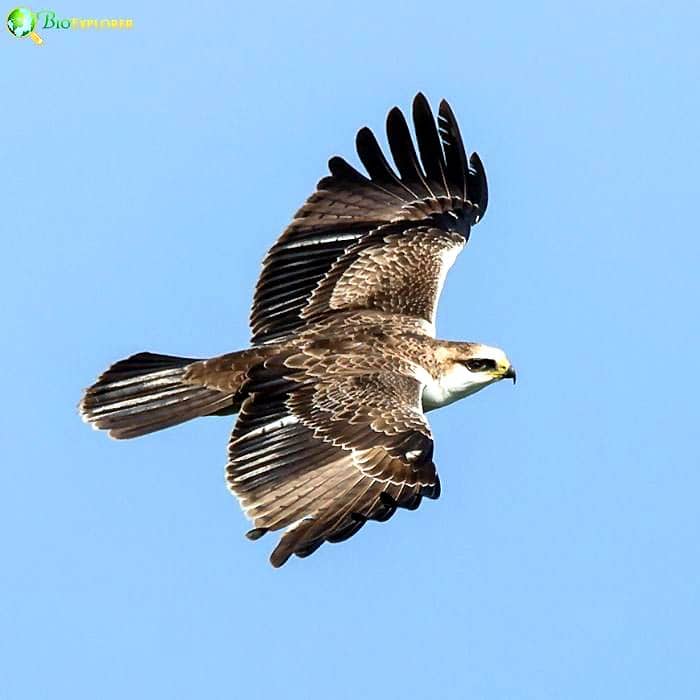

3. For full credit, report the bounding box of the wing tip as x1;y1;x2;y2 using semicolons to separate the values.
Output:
412;91;430;111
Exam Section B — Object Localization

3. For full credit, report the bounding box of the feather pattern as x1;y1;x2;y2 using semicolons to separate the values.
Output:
79;353;236;439
250;93;487;344
80;94;495;569
226;342;440;566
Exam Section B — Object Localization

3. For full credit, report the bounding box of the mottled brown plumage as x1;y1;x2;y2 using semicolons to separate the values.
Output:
80;94;514;567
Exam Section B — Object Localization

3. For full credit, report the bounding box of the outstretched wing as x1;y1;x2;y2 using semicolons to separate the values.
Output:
226;352;439;567
250;93;488;343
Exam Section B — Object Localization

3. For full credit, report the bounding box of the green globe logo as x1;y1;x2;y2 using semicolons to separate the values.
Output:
7;7;43;43
7;7;34;36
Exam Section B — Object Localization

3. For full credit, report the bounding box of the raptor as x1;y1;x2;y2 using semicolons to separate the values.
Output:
80;94;515;567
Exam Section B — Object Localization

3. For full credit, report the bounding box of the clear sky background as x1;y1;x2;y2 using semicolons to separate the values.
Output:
2;1;699;698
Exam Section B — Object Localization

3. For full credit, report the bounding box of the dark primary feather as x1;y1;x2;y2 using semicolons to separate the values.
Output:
468;152;488;220
386;105;433;195
412;93;450;196
249;93;488;344
437;99;468;200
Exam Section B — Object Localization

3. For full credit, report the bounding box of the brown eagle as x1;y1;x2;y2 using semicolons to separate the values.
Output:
80;94;515;567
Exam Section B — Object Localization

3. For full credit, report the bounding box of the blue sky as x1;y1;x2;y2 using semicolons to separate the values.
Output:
2;1;699;698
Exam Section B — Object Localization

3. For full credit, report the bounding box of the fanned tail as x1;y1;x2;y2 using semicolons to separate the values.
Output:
80;352;236;439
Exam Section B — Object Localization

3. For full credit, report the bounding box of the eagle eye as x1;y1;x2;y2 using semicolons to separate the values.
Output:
464;358;496;372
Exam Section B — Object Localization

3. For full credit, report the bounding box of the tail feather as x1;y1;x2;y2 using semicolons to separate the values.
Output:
80;352;236;439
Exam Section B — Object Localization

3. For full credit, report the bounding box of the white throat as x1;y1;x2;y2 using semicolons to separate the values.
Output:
421;363;493;412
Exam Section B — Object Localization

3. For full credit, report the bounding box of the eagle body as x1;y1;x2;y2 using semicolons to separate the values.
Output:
81;94;515;566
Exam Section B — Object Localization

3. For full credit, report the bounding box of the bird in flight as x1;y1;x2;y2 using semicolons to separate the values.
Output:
80;93;515;567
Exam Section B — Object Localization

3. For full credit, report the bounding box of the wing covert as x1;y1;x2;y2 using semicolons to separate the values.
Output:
250;93;487;344
226;355;439;566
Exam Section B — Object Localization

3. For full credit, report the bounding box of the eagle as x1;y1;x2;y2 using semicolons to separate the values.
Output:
80;94;515;567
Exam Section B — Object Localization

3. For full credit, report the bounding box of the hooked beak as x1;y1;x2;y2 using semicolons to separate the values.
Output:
503;366;517;384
